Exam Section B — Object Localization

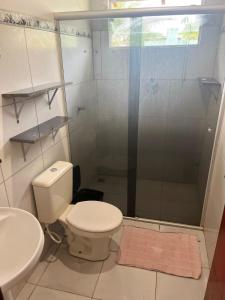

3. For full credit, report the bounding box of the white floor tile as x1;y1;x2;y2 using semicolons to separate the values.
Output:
29;286;91;300
27;243;59;284
156;268;209;300
94;252;156;300
38;244;103;297
16;283;35;300
160;225;209;268
110;219;159;252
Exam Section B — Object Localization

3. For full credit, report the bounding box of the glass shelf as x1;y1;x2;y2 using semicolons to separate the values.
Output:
199;77;221;86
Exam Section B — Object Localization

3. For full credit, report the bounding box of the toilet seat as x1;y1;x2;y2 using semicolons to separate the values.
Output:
66;201;123;234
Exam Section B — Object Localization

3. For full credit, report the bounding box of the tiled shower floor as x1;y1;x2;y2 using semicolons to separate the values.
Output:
16;219;209;300
90;176;201;225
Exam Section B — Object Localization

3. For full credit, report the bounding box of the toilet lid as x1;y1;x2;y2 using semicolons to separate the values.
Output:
66;201;123;233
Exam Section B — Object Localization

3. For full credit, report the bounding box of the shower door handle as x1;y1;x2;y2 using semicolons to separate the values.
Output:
77;106;86;113
207;128;213;133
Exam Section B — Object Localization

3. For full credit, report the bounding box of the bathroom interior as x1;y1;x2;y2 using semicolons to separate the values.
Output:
1;0;225;299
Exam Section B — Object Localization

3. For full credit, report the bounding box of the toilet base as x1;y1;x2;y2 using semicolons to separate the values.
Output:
64;227;111;261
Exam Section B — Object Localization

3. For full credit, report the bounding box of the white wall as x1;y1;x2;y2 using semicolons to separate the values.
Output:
0;1;89;296
0;0;90;20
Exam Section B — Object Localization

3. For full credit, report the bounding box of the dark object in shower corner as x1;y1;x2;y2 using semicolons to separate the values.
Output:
0;289;4;300
72;165;104;204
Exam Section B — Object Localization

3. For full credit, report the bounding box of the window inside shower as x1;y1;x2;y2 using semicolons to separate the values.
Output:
109;0;202;47
59;6;224;226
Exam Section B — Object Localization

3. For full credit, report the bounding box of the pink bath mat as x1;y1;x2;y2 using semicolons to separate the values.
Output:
117;226;201;279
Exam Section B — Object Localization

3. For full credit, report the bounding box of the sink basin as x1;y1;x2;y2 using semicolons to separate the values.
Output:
0;207;44;298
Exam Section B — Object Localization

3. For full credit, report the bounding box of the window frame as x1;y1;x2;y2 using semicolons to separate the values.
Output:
108;0;203;48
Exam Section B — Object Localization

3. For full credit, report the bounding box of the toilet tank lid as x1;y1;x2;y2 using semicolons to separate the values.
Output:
32;161;73;188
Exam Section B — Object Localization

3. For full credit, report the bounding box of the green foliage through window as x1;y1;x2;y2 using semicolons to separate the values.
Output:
109;0;202;47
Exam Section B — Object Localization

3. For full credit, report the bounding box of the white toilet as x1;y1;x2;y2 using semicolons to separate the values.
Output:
32;161;123;261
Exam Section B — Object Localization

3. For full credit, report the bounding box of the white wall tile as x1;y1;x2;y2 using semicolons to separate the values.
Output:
0;182;9;207
25;29;61;85
0;101;42;180
100;31;129;80
5;156;44;215
60;34;93;84
42;136;70;169
0;24;32;107
139;79;170;118
93;31;102;79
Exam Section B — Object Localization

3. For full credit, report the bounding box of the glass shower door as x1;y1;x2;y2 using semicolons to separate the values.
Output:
60;17;131;215
135;13;223;225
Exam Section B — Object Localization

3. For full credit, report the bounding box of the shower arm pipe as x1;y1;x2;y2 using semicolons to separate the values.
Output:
54;5;225;20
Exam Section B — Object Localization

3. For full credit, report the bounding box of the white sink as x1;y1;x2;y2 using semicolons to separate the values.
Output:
0;207;44;299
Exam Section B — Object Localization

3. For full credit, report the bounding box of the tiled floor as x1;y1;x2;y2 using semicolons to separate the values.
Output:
16;219;209;300
90;176;201;225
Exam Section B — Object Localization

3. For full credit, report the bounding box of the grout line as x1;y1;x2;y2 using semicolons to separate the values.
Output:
27;284;37;300
155;272;158;300
91;260;105;299
34;282;94;299
3;133;68;183
124;216;204;231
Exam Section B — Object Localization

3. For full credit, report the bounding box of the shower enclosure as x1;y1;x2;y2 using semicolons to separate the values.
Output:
58;3;225;226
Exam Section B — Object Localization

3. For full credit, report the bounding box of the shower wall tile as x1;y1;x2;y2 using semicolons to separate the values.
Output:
141;47;185;80
100;31;129;80
0;182;9;207
139;79;170;117
0;24;32;107
165;117;204;154
60;27;97;187
5;156;44;215
93;31;102;79
154;47;186;80
97;148;127;177
66;82;97;132
60;34;93;84
97;118;128;151
168;80;205;118
163;152;199;183
137;151;165;181
70;124;97;186
140;47;157;79
185;26;220;80
96;79;128;176
138;117;166;152
97;79;128;118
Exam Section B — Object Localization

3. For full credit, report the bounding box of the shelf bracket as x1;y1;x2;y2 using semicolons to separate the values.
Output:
20;143;30;162
51;129;59;141
13;98;24;124
47;88;59;109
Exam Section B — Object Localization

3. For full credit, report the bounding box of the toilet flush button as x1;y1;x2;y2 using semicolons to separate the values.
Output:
50;168;58;172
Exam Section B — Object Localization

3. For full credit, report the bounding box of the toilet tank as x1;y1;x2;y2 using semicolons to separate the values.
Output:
32;161;73;224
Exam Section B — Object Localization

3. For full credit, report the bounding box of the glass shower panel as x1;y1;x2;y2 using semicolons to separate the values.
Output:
59;18;130;215
136;13;224;225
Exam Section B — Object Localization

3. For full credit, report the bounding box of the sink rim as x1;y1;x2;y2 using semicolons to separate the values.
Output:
0;207;44;292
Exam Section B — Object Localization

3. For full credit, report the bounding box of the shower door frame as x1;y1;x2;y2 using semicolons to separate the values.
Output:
56;4;225;225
